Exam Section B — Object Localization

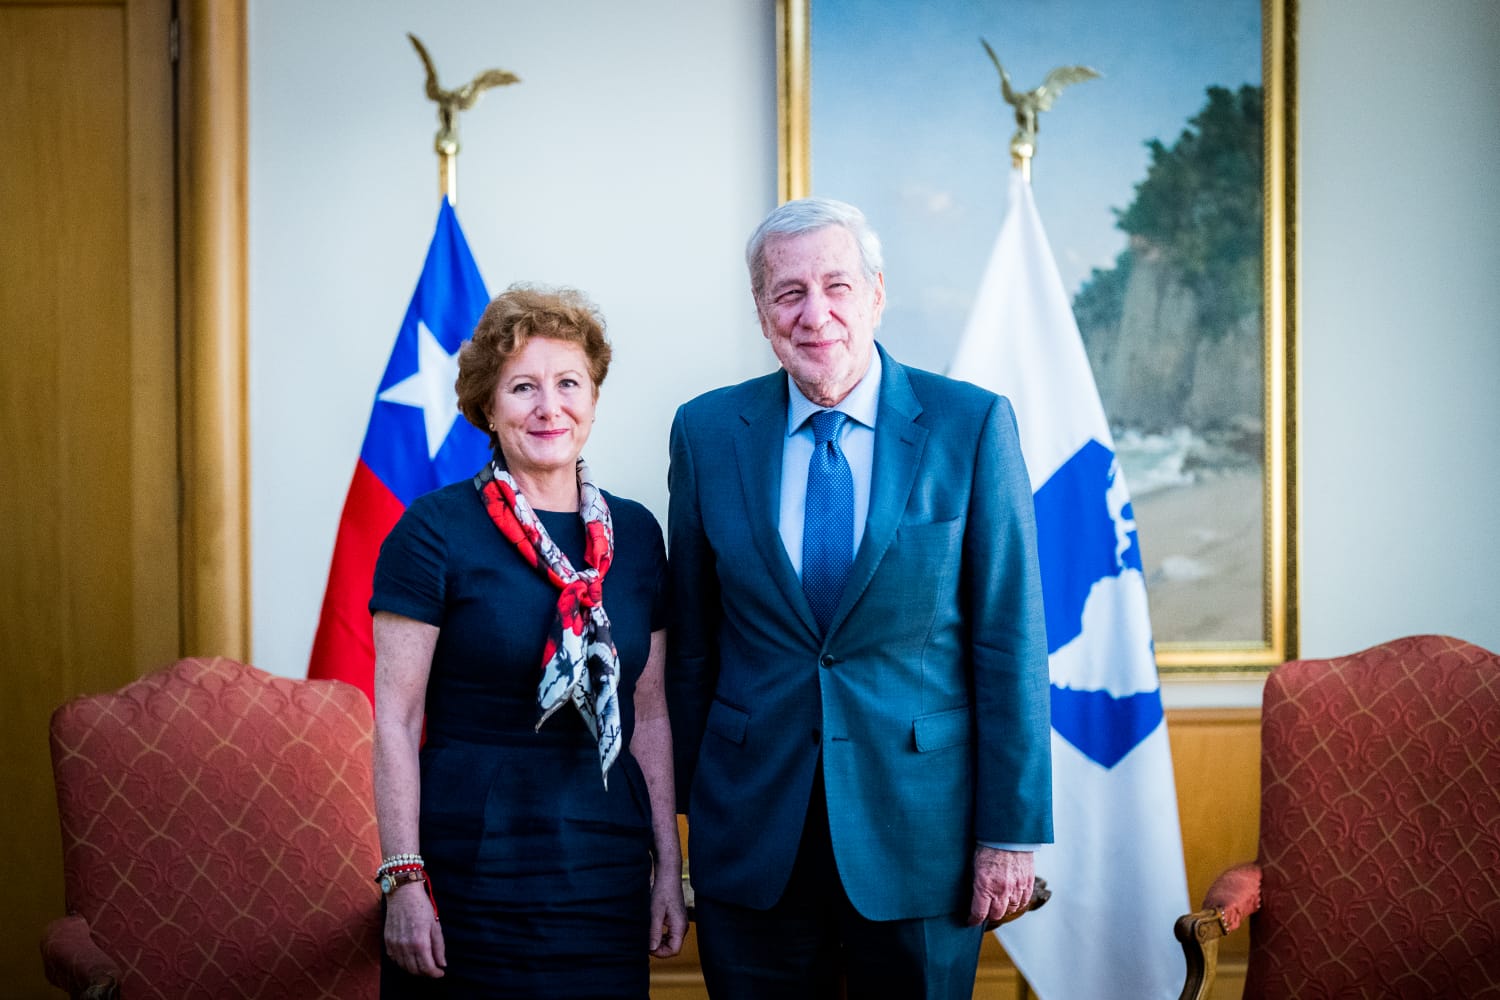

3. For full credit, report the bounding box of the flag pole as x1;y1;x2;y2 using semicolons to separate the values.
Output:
1011;137;1034;186
956;45;1191;1000
408;33;521;205
438;140;458;206
979;38;1099;186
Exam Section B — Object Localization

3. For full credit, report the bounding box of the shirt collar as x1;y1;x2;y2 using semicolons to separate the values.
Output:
785;348;882;436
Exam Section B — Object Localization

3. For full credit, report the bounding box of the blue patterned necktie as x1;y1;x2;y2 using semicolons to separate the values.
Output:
802;409;854;633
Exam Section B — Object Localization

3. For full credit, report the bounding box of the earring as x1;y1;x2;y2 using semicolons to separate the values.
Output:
488;423;495;431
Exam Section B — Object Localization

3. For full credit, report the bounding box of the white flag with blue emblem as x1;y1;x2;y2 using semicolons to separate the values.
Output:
950;170;1189;999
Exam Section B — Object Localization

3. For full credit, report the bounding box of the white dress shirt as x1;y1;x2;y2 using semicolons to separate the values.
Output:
777;352;882;574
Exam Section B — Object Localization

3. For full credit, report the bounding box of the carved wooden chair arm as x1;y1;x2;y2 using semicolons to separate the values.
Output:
1175;862;1262;1000
40;914;121;1000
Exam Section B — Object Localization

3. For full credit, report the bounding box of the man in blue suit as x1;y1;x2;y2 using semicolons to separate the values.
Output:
667;198;1052;998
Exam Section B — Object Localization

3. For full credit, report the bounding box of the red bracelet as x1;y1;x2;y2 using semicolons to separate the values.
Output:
375;865;439;920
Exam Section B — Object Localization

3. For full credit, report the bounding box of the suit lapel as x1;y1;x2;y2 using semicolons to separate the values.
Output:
827;347;927;636
732;374;821;639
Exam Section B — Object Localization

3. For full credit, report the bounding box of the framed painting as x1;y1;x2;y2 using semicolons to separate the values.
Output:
777;0;1297;674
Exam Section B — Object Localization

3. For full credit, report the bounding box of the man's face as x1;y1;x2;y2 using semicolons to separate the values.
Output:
756;225;885;407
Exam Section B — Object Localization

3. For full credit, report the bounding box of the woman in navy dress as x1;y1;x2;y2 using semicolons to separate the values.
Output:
370;285;686;997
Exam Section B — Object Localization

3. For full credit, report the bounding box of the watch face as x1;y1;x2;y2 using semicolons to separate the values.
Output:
379;874;395;894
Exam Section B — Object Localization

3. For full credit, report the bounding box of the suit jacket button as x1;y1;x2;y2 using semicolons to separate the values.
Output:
819;654;835;668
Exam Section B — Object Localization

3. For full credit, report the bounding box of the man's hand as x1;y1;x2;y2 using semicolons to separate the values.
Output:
968;846;1035;928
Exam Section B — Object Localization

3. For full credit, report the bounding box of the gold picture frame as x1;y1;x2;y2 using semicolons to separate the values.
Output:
777;0;1298;675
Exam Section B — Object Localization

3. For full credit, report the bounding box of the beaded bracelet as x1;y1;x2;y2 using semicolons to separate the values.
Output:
375;853;425;878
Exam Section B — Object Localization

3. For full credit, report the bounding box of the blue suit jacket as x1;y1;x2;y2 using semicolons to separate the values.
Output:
667;345;1052;921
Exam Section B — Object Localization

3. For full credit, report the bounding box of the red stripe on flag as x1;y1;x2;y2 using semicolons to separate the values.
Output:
307;459;405;702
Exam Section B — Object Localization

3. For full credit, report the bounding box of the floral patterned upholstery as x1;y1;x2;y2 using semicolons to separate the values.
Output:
42;657;382;999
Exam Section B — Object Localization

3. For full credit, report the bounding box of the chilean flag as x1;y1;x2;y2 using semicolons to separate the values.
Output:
949;171;1189;998
307;199;491;700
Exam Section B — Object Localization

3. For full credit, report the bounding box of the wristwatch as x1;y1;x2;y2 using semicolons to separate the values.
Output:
377;868;427;896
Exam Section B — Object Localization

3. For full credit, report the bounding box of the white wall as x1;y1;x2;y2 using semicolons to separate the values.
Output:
249;1;778;678
1298;0;1500;657
249;0;1500;687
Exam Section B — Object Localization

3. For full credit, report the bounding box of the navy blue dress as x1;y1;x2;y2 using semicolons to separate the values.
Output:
371;479;666;999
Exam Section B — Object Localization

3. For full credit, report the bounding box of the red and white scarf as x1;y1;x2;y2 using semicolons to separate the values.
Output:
474;456;621;785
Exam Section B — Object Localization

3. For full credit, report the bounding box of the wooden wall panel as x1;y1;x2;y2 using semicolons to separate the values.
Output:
0;1;178;996
1168;707;1262;1000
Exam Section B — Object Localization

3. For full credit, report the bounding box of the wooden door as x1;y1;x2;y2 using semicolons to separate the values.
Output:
0;1;177;994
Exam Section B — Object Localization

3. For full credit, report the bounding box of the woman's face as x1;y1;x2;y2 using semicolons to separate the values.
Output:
486;337;596;485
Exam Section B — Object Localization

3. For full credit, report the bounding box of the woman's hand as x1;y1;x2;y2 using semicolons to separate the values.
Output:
631;629;688;959
383;881;446;978
372;613;443;976
648;864;687;958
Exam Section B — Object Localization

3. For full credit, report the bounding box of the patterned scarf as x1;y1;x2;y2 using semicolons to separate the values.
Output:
474;456;621;785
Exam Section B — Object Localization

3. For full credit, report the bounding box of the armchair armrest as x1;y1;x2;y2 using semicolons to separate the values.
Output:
1203;862;1262;932
1174;862;1261;1000
40;914;121;1000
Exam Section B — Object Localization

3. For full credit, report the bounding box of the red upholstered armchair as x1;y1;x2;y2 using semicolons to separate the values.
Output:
1175;635;1500;999
41;657;383;999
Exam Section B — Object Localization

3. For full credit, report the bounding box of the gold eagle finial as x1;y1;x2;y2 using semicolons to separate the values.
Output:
980;38;1099;170
408;32;520;158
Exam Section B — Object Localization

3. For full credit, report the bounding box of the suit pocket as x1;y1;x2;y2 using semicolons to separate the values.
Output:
896;515;963;548
705;699;749;745
913;705;973;752
881;518;963;607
